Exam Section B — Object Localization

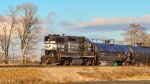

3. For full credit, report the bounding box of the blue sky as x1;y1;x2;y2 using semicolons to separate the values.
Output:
1;0;150;40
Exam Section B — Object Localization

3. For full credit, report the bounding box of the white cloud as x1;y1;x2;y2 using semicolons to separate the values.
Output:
43;12;56;24
59;20;73;27
57;15;150;40
74;15;150;29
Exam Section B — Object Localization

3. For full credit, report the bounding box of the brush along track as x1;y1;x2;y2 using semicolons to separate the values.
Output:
0;64;145;68
0;65;57;68
0;64;88;68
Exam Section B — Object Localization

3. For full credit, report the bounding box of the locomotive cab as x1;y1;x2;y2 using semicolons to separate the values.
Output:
41;34;65;64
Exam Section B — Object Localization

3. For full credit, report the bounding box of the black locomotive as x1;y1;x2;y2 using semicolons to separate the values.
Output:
41;34;150;66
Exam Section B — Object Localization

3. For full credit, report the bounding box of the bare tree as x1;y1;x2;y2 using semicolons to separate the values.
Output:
144;34;150;47
16;3;41;64
122;24;147;46
0;8;16;64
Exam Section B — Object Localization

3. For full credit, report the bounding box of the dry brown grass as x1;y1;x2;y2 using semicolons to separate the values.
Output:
78;66;150;81
0;68;52;84
0;66;150;83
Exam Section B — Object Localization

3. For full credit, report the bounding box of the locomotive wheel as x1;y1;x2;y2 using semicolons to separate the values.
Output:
41;58;50;65
62;60;67;66
90;58;100;66
134;62;143;67
41;60;50;65
94;56;101;66
90;59;94;65
139;62;144;67
148;61;150;66
82;59;89;65
68;59;73;66
95;61;101;66
60;59;66;66
60;58;73;66
123;61;128;66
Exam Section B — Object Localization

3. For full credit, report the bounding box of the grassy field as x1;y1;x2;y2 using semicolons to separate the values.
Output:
0;66;150;84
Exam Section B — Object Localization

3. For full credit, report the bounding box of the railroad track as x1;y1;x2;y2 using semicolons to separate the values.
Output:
0;64;110;68
0;65;57;68
0;64;127;68
0;64;87;68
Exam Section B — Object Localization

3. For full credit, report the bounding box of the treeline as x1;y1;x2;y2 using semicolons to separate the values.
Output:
122;24;150;47
0;3;42;64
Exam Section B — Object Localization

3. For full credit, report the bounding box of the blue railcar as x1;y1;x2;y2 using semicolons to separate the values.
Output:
95;43;131;65
129;46;150;65
94;43;150;65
